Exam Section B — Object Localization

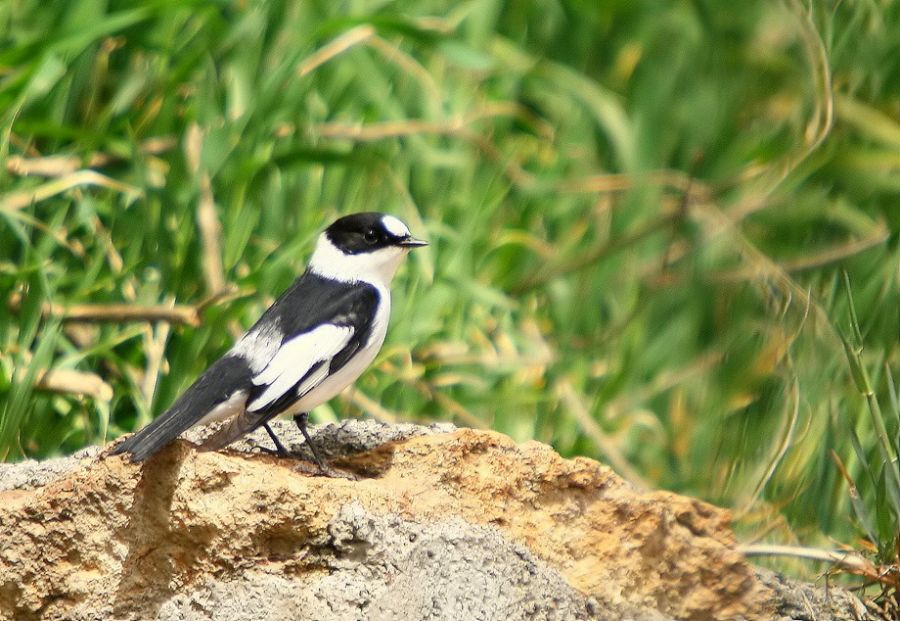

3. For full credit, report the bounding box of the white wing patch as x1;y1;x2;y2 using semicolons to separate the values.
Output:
230;319;283;373
381;214;410;238
248;324;354;412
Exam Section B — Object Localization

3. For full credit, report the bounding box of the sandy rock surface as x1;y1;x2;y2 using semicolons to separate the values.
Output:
0;420;866;620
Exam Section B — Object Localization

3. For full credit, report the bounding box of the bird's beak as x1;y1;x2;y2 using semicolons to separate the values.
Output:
397;236;429;248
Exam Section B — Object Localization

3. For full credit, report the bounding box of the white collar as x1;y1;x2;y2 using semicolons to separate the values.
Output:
308;235;408;288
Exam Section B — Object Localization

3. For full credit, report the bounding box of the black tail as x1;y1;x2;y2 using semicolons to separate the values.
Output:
111;404;199;462
111;356;253;462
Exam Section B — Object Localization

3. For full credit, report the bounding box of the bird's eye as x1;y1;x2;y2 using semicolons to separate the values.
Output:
364;229;378;244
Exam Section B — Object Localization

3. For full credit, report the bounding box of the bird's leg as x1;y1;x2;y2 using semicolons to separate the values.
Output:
293;412;327;470
262;422;289;456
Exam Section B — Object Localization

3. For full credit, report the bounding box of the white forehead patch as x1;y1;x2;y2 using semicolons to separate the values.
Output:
381;215;410;238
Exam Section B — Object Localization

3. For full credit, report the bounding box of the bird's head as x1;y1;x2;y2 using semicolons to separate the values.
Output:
309;212;428;286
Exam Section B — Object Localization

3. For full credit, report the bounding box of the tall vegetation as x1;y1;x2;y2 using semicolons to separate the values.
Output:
1;0;897;588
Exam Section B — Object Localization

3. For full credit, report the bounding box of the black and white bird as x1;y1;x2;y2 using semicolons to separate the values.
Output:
112;212;427;467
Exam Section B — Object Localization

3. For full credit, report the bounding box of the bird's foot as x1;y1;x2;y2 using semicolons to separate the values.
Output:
252;443;289;457
290;459;358;480
258;422;291;456
292;412;329;471
256;417;353;477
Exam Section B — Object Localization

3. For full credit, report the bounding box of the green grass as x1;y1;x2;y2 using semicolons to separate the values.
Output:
1;0;898;584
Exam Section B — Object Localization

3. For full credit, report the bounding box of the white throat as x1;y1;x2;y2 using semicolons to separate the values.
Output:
308;235;409;287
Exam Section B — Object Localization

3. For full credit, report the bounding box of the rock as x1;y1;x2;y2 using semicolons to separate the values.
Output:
0;420;866;621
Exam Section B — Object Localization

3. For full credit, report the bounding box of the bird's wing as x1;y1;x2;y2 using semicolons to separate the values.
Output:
247;323;354;411
197;277;381;450
110;355;254;462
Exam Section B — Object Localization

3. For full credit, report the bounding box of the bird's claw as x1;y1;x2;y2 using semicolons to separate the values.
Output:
252;443;289;457
251;442;353;478
292;459;358;480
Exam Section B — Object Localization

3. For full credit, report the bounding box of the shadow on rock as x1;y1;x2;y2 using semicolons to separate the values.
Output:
112;442;207;619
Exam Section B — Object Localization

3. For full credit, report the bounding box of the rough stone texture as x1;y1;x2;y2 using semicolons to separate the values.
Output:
756;569;869;621
0;446;101;492
156;506;605;621
0;421;867;621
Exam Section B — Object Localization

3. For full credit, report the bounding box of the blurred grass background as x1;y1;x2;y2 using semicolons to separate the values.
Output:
1;0;898;582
